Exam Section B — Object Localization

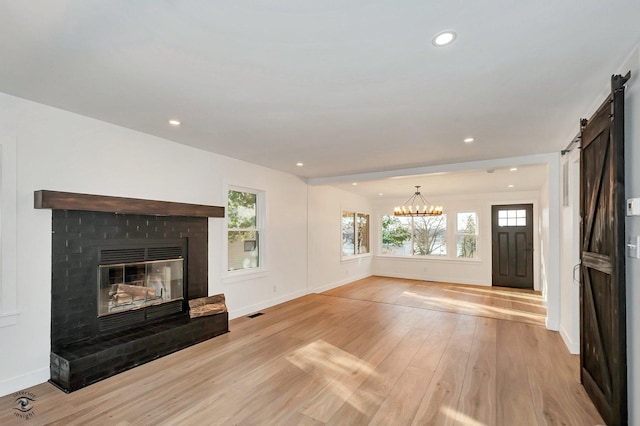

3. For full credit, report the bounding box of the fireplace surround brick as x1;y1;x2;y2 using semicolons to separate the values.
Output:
51;210;210;349
47;208;228;392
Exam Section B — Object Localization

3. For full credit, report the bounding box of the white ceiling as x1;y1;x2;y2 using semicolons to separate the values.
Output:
329;163;549;200
1;1;639;180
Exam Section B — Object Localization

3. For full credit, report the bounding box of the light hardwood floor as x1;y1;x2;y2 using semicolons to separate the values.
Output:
0;276;603;425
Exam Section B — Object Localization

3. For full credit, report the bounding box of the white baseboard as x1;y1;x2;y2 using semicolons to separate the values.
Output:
373;271;489;287
311;273;373;294
559;325;579;354
229;274;374;320
228;289;309;320
0;367;49;398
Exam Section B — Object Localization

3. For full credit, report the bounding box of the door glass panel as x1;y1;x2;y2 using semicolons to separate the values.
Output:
498;209;527;227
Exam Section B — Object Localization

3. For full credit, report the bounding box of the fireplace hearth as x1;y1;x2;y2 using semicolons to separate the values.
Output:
36;190;228;392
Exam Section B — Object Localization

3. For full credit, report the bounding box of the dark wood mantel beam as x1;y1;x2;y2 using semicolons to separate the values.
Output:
34;190;225;218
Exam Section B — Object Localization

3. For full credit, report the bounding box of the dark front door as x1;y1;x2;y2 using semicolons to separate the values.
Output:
491;204;534;288
579;74;628;425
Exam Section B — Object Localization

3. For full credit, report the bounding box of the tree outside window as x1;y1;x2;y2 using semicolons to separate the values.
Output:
357;213;369;254
228;190;260;271
456;212;478;258
342;211;370;257
413;215;447;255
342;211;355;256
381;215;447;256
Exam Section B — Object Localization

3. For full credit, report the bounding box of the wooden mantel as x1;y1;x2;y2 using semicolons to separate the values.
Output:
34;190;225;218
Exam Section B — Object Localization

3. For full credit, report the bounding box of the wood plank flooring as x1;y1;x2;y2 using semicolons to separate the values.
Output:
0;276;603;425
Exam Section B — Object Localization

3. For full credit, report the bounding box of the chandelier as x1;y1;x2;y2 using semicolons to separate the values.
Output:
393;186;443;217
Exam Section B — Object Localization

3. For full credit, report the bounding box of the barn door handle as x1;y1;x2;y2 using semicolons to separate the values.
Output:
573;262;581;285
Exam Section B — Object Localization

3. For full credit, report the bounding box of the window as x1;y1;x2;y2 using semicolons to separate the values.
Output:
342;210;370;257
228;189;260;271
342;211;355;256
357;213;369;254
456;212;478;258
498;209;526;227
381;215;447;256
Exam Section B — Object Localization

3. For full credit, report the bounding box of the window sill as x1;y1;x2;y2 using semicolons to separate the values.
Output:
0;312;19;328
341;253;373;264
222;269;269;284
375;255;482;264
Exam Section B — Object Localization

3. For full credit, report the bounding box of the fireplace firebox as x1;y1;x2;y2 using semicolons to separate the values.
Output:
95;241;188;334
99;258;184;315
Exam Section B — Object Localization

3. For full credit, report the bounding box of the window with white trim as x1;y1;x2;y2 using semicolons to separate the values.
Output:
227;189;262;271
381;215;447;256
456;212;478;258
342;211;370;257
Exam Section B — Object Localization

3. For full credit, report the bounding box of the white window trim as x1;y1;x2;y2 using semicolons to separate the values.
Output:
341;208;372;261
454;211;480;260
379;213;449;258
375;254;482;264
0;142;19;327
222;185;267;282
378;210;485;262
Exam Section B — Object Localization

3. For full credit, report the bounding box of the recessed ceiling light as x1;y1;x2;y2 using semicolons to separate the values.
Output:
464;137;474;143
432;31;457;47
510;167;518;171
378;193;384;196
508;184;515;188
296;162;304;167
169;119;181;126
352;182;358;186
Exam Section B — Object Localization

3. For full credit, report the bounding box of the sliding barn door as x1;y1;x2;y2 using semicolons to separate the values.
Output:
580;73;628;425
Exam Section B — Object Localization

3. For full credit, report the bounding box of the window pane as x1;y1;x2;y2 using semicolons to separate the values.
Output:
413;215;447;256
342;211;355;256
499;218;507;227
381;215;412;255
498;210;507;218
517;217;526;226
457;212;477;234
457;235;478;258
227;189;259;271
457;212;478;258
228;231;259;271
357;213;370;254
228;190;256;229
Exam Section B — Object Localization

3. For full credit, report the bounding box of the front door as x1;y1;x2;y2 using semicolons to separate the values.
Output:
579;74;628;425
491;204;534;288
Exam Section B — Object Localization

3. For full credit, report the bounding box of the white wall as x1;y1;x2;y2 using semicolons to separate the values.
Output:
307;185;373;292
372;190;541;288
537;158;562;332
0;92;309;396
559;150;581;354
621;45;640;425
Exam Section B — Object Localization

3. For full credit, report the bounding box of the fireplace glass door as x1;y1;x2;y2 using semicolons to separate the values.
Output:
98;259;184;316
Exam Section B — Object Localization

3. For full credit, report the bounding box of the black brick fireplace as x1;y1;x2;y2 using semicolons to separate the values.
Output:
36;190;228;392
